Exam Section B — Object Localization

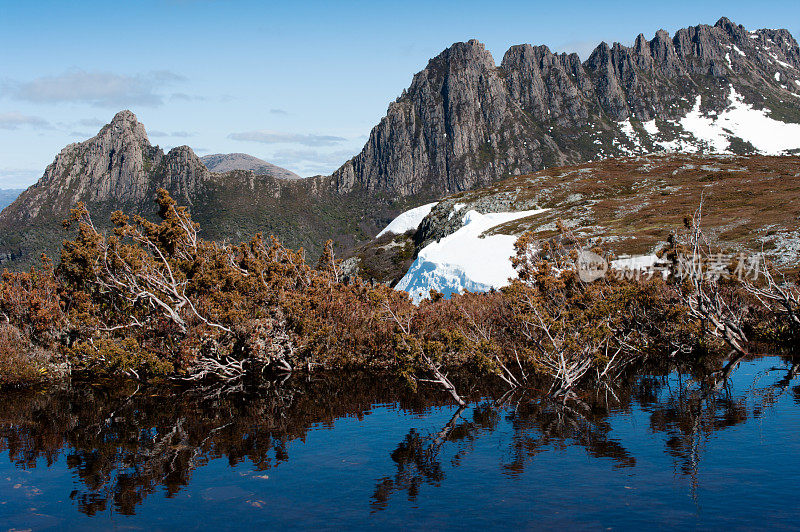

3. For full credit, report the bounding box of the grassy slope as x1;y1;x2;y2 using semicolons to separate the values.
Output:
356;153;800;284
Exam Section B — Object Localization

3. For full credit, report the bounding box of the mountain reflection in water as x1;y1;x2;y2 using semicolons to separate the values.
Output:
1;356;799;529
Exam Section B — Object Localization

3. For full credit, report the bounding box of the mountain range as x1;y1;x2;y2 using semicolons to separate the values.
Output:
0;110;376;265
2;17;800;268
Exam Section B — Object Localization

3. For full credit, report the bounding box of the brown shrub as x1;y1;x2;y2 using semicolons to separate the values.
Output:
0;190;794;402
0;324;57;386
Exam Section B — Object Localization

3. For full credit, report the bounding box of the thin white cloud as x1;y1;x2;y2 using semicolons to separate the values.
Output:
4;69;187;107
0;112;51;130
228;130;347;147
0;168;41;189
269;108;288;115
78;118;105;127
149;130;196;138
269;148;355;175
170;92;205;102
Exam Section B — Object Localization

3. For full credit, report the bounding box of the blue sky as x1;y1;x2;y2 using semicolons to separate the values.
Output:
1;0;798;188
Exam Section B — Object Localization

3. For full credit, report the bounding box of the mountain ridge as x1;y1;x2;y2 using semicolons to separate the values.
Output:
332;17;800;196
2;17;800;268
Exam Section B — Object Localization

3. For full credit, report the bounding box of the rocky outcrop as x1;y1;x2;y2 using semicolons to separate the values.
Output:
352;153;800;288
0;111;316;266
200;153;300;180
1;111;210;225
332;18;800;198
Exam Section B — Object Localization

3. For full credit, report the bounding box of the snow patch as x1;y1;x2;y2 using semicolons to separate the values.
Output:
619;119;636;139
396;209;548;303
773;57;792;69
656;138;699;153
732;45;746;56
677;86;800;155
377;202;438;237
642;119;659;136
611;255;660;270
725;52;732;68
775;72;782;82
617;119;643;153
678;95;729;151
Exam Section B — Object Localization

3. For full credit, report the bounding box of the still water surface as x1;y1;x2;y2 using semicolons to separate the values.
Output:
1;356;799;530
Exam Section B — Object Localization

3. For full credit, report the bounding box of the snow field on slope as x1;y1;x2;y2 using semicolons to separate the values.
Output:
679;86;800;154
396;208;548;302
377;202;438;237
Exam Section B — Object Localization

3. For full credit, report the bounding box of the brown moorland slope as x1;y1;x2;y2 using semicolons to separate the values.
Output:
352;153;800;284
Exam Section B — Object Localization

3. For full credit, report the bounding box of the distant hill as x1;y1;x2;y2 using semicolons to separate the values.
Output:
200;153;300;180
0;189;23;212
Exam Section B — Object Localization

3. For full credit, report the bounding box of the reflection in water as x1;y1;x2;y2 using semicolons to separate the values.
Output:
371;404;491;509
0;374;441;516
370;356;799;510
0;356;798;523
646;358;800;497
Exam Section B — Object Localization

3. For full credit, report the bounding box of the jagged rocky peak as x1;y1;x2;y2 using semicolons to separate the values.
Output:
429;38;495;71
501;43;593;126
334;38;533;197
18;110;163;220
332;17;800;199
104;109;149;142
714;17;747;40
1;110;210;226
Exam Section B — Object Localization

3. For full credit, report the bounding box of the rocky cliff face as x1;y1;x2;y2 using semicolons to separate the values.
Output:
4;111;207;225
332;18;800;197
